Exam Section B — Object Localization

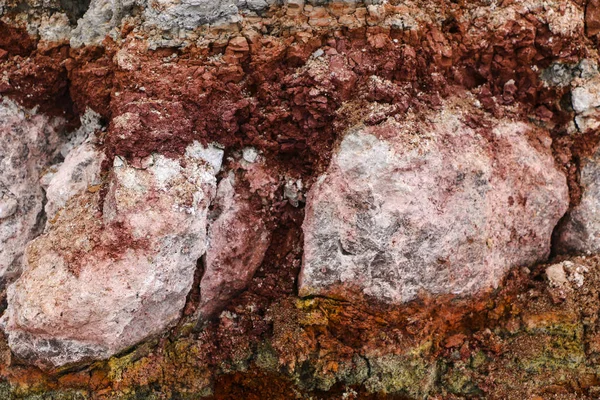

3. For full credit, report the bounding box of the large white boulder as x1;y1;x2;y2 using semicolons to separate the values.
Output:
2;142;223;368
299;106;569;304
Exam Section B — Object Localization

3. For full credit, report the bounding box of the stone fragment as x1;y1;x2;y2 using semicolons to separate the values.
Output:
539;60;600;132
0;98;66;283
284;178;304;207
242;147;259;163
2;142;223;368
556;145;600;255
198;169;271;320
546;261;589;291
572;76;600;113
227;36;249;53
546;263;569;288
571;74;600;132
299;106;568;304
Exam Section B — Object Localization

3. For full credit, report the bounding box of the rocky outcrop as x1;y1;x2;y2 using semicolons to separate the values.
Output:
2;142;223;368
300;103;569;303
0;98;66;284
3;0;600;397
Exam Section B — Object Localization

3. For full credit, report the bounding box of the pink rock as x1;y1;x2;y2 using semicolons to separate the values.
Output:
198;157;272;320
0;98;66;283
44;140;106;221
2;142;223;368
299;105;569;303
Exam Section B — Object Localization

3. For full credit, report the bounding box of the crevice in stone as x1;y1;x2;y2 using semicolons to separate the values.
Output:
59;0;93;24
181;255;206;335
550;213;572;258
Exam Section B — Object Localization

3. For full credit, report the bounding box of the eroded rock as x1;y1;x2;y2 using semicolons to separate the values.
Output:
198;153;272;321
556;146;600;255
300;104;569;304
0;98;66;283
70;0;279;47
2;142;223;368
43;110;106;221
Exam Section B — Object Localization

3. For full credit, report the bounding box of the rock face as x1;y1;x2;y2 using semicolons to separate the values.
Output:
43;140;105;221
70;0;280;47
43;111;106;221
299;107;569;303
2;142;223;368
5;0;600;397
556;146;600;255
199;167;271;320
0;98;66;283
571;74;600;132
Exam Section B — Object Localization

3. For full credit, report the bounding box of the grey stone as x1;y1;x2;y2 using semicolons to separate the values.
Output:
299;105;568;304
556;145;600;255
0;98;67;283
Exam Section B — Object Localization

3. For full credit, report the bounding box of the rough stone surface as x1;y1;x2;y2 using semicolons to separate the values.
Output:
3;0;600;397
0;98;66;283
43;110;105;221
69;0;135;47
556;146;600;255
2;142;223;368
300;104;569;303
587;0;600;37
199;168;271;320
70;0;280;47
572;75;600;132
43;140;105;221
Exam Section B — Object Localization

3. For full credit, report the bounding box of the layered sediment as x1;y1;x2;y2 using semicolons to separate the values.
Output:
2;0;600;398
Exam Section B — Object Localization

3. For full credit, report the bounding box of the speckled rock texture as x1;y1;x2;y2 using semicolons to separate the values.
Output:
43;111;105;221
0;98;66;284
4;0;600;398
2;142;222;368
300;103;569;303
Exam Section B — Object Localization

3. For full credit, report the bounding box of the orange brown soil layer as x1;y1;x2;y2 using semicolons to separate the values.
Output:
2;257;600;399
